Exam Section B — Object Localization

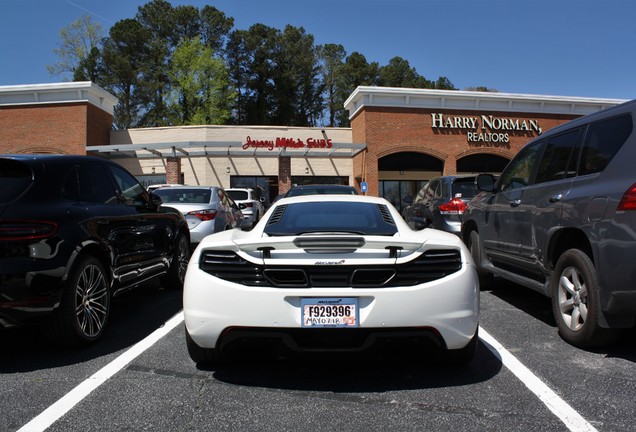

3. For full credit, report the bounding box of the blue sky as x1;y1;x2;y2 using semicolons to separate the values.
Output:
2;0;635;100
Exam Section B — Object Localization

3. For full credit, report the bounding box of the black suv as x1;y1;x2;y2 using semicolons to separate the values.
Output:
0;155;190;345
462;99;636;348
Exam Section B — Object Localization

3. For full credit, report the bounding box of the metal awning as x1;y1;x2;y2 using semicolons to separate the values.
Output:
87;141;366;159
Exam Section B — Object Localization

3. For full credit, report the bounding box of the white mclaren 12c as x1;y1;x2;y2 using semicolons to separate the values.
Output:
183;194;480;366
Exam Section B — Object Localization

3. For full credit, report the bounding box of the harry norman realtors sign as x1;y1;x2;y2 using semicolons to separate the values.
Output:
431;113;543;148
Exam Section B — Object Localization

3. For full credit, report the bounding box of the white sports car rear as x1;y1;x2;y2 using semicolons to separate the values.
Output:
183;195;479;365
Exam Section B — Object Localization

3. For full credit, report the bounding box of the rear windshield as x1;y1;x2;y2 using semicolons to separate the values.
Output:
154;188;211;204
0;159;33;203
451;178;478;199
264;201;397;236
226;190;249;201
286;187;357;197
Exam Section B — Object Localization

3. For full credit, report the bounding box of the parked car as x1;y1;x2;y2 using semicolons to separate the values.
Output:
462;99;636;348
0;154;191;346
225;188;265;226
147;183;182;192
283;184;358;198
184;194;479;366
402;176;477;234
153;186;243;246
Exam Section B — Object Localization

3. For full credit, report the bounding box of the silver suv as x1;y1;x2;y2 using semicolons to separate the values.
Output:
462;99;636;348
225;188;265;226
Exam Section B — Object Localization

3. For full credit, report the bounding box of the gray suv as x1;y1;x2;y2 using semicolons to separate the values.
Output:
462;99;636;348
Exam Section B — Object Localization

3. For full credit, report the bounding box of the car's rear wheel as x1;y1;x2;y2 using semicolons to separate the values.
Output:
469;230;493;289
50;256;110;346
551;249;619;348
185;328;222;366
161;232;190;289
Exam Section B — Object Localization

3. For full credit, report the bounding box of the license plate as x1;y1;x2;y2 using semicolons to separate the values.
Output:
301;298;358;327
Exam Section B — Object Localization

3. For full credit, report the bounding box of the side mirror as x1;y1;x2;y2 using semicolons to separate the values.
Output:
475;174;496;192
147;191;163;209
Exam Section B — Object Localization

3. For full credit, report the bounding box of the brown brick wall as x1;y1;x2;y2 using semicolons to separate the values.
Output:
0;102;112;154
351;106;579;196
278;156;292;194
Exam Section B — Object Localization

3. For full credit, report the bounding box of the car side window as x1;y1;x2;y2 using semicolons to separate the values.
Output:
499;140;544;192
425;180;441;200
579;114;633;176
109;165;147;206
63;165;118;204
535;128;582;184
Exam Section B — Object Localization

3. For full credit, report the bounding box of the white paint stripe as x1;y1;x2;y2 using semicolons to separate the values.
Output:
479;327;598;432
16;315;597;432
18;312;185;432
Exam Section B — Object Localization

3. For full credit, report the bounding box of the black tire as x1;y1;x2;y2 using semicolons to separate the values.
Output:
161;232;190;290
445;329;479;366
49;256;110;346
185;327;222;366
550;249;619;348
469;230;493;289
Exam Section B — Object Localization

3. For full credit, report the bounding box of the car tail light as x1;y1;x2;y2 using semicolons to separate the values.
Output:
187;209;217;221
0;220;58;241
244;202;254;208
617;183;636;211
438;198;467;215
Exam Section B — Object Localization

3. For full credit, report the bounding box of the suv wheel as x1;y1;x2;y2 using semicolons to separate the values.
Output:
50;256;110;346
551;249;618;348
162;233;191;289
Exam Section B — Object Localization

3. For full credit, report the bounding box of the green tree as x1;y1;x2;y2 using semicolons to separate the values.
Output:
272;25;323;126
201;5;234;52
318;43;346;127
100;19;153;129
335;52;380;126
167;37;233;125
378;56;432;88
237;24;278;125
434;76;457;90
48;15;104;80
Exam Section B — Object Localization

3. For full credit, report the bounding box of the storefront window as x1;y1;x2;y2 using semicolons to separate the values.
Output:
380;180;427;213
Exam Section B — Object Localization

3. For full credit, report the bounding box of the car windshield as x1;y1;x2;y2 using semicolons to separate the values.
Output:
264;201;398;236
451;178;478;199
226;190;249;201
285;187;356;197
154;188;211;204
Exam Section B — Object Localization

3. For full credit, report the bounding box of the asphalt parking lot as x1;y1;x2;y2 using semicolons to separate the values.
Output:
2;278;635;432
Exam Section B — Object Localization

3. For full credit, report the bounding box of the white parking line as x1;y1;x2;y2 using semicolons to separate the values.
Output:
17;316;597;432
479;327;598;432
17;312;185;432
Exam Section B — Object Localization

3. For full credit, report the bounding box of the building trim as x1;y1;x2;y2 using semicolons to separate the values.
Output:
0;81;118;115
88;140;366;159
344;86;629;119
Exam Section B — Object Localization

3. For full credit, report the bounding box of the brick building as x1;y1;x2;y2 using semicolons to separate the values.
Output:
345;87;626;209
0;82;628;209
0;82;116;154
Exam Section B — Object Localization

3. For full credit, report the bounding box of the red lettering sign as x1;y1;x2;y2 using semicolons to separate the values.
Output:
243;137;333;151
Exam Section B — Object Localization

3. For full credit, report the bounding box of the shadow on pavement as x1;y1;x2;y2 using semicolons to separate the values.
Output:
204;340;503;392
0;281;183;373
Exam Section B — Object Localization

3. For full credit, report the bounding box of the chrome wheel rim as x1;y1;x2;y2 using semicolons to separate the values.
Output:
557;266;588;332
75;264;109;338
176;236;190;283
